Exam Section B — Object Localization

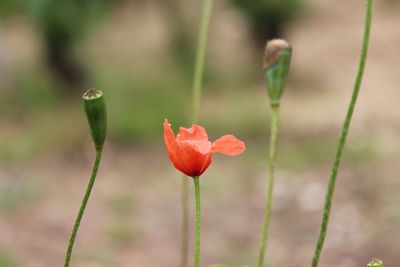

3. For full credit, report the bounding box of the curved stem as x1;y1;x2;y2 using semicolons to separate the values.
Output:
182;1;214;267
311;1;373;266
257;105;280;267
64;149;103;267
193;176;201;267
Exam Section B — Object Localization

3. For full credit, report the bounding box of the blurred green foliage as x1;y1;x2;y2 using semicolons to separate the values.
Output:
280;135;385;170
0;1;22;18
0;0;115;88
1;0;111;42
31;0;113;88
30;0;111;44
0;251;15;267
0;0;308;162
231;0;305;46
93;66;188;142
232;0;303;19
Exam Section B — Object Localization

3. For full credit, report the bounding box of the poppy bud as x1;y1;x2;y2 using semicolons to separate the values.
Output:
263;39;292;106
83;88;107;150
367;259;384;267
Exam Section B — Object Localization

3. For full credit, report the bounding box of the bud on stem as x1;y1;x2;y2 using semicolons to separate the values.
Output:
83;88;107;150
263;39;292;105
367;258;384;267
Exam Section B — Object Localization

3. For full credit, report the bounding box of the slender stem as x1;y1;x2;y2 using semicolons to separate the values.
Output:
193;176;201;267
257;105;280;267
311;1;373;266
191;0;214;124
64;149;103;267
181;176;190;267
181;1;214;267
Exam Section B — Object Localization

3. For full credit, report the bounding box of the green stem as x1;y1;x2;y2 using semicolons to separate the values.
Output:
311;1;373;266
64;149;103;267
257;105;280;267
191;0;214;124
193;176;201;267
181;1;213;267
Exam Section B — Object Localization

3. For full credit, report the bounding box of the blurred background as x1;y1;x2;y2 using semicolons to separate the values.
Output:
1;0;400;266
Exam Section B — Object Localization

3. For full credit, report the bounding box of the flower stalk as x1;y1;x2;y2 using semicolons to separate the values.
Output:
193;176;201;267
311;1;373;266
257;39;291;267
257;104;280;267
64;89;107;267
64;149;103;267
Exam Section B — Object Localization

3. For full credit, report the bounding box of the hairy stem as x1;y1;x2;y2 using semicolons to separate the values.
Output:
311;1;373;266
257;105;280;267
64;149;103;267
193;176;201;267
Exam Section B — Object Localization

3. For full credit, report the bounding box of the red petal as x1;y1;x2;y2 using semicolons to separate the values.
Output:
212;135;246;156
199;152;213;175
163;120;191;175
177;124;211;154
177;124;209;142
176;141;210;177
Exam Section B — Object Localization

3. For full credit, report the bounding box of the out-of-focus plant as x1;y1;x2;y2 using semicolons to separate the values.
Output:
0;1;23;18
0;0;114;90
158;0;195;80
231;0;304;48
30;0;112;90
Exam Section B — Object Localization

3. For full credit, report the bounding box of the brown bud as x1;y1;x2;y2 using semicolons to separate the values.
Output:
262;39;292;104
263;39;291;70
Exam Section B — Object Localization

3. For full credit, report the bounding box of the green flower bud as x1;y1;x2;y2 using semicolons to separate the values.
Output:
263;39;292;106
83;88;107;150
367;258;384;267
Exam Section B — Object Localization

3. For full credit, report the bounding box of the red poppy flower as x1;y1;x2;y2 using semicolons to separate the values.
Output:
163;119;246;177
